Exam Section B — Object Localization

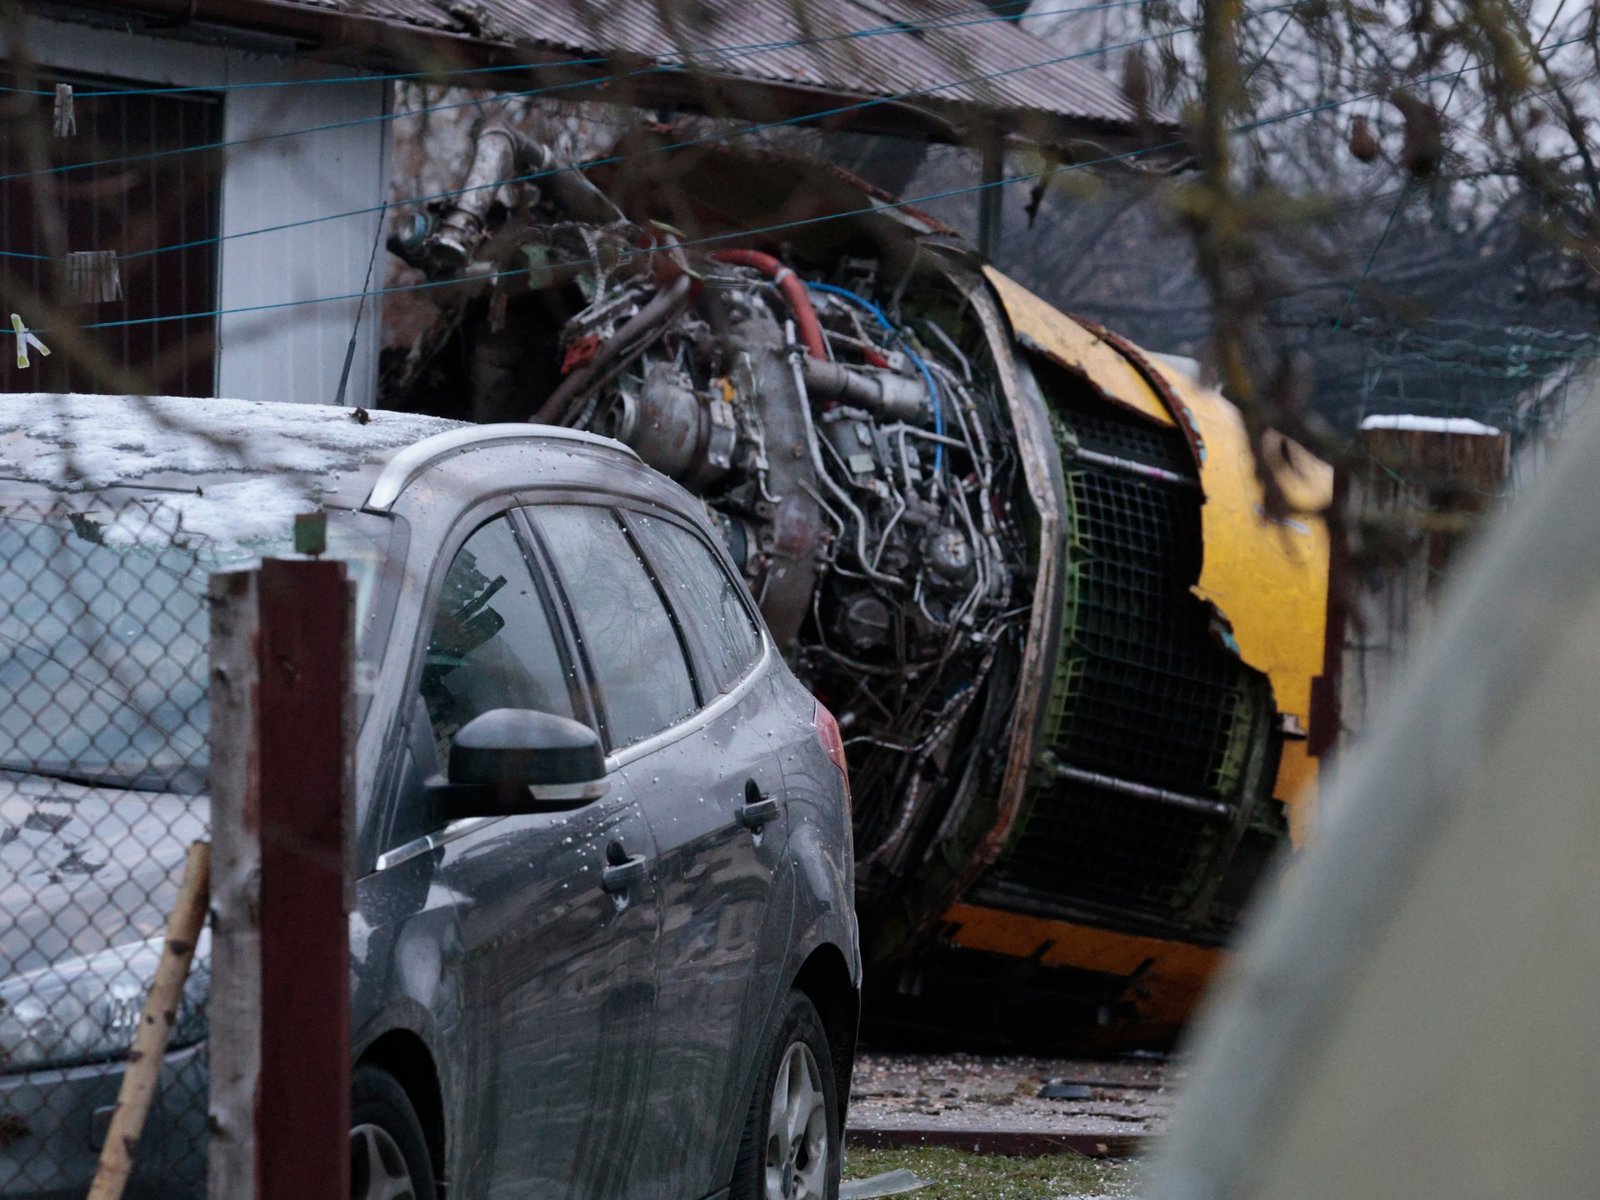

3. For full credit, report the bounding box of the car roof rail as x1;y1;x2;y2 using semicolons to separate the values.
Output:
363;423;641;512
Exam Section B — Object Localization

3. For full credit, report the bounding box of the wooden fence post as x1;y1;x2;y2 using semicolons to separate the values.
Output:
208;558;354;1200
1340;416;1510;739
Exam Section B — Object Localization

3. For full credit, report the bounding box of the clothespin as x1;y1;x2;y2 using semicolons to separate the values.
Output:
52;84;75;138
11;314;50;369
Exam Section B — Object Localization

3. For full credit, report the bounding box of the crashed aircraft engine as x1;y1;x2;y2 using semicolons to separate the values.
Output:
385;122;1332;1046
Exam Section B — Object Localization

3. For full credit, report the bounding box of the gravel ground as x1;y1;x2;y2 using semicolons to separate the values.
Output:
847;1049;1177;1139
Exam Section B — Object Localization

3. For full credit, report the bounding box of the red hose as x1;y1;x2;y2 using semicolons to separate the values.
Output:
709;249;828;361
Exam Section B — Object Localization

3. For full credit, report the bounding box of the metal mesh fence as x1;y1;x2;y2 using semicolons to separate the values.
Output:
0;494;212;1199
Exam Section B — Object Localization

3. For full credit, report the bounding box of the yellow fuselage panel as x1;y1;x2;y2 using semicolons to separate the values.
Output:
982;267;1176;429
944;902;1223;1031
1149;361;1331;839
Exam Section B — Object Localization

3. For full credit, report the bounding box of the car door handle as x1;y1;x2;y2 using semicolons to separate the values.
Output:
737;783;781;832
601;853;647;894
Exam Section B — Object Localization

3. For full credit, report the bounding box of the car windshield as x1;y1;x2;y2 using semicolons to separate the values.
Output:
0;495;391;795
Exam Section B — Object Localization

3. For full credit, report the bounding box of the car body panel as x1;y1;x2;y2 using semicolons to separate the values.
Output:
618;678;789;1198
0;1042;207;1199
0;406;857;1199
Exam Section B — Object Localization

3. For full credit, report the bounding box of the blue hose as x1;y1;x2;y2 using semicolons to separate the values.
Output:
805;280;893;331
804;281;944;475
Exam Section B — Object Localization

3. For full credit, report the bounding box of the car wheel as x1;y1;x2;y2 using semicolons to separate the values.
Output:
731;990;841;1200
350;1064;437;1200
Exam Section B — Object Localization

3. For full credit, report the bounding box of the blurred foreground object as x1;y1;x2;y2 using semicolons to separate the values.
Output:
1148;395;1600;1198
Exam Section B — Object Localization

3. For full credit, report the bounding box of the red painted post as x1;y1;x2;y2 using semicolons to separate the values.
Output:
209;558;354;1200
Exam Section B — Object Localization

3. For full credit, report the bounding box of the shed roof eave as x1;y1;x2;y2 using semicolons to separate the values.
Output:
51;0;1173;150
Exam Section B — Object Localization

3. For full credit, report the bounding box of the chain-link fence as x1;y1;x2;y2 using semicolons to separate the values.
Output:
0;494;214;1198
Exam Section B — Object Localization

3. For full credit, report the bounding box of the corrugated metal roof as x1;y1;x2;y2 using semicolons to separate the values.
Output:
285;0;1170;137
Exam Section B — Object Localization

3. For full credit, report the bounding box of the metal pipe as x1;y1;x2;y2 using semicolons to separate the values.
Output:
920;317;975;384
711;250;828;360
424;125;518;274
800;356;929;423
786;331;904;588
889;424;967;449
869;491;907;573
1050;762;1233;821
1073;447;1200;488
863;679;982;868
531;274;693;424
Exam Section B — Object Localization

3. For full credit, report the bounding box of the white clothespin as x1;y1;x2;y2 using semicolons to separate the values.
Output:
11;314;50;369
53;84;75;138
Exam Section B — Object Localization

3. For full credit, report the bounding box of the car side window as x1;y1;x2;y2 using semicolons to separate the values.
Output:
530;504;697;749
627;512;763;697
419;516;576;769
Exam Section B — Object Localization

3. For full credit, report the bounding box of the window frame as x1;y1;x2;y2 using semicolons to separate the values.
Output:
400;506;596;773
517;500;705;753
615;506;767;703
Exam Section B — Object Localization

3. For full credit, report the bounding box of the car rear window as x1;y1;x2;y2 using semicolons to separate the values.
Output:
627;512;762;697
531;505;697;750
0;498;390;795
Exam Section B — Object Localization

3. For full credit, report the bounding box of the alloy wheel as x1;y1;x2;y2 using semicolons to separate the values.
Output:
350;1122;418;1200
764;1041;830;1200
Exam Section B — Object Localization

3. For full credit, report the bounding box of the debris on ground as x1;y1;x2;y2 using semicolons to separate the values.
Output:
848;1050;1175;1144
840;1167;933;1198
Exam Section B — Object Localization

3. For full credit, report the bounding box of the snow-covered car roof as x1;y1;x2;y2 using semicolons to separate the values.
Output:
0;394;466;547
0;394;463;492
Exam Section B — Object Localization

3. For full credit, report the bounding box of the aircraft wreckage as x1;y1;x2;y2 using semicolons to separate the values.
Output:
384;121;1333;1046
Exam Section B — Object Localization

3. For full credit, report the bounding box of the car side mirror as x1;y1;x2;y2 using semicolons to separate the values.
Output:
431;708;608;820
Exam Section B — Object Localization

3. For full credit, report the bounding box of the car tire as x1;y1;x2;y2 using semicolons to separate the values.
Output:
730;990;841;1200
350;1063;438;1200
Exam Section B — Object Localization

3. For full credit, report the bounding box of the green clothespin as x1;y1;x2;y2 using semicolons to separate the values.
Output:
11;314;49;369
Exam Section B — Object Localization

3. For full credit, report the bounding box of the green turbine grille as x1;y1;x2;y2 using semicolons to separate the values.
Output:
1054;467;1257;799
994;777;1218;911
1063;401;1194;474
988;393;1273;925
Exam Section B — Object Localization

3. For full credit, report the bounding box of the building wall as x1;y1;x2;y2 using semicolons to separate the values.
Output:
2;17;387;406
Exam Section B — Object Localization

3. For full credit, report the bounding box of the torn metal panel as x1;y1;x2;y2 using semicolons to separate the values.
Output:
1146;359;1332;839
942;901;1224;1033
981;268;1176;430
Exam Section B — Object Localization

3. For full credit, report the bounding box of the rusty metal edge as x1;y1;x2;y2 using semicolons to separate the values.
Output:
1069;316;1207;472
846;1125;1154;1160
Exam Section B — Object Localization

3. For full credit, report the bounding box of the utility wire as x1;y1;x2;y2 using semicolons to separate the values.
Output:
38;27;1590;337
46;63;1480;338
4;14;1226;265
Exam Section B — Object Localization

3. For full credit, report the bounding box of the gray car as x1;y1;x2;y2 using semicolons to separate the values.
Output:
0;394;859;1200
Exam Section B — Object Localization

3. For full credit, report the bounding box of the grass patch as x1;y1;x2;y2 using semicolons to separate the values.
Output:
843;1146;1141;1199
